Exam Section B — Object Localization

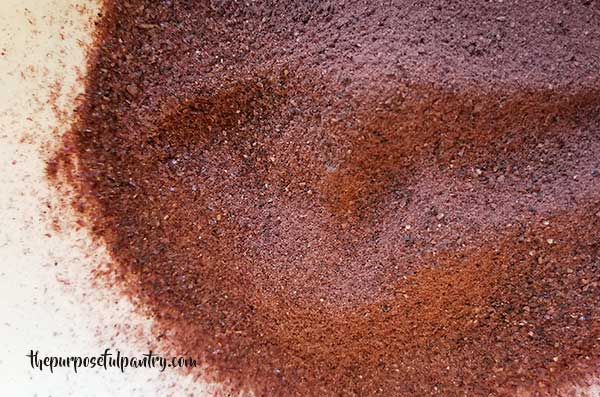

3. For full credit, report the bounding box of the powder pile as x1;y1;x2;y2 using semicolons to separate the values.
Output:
49;1;600;396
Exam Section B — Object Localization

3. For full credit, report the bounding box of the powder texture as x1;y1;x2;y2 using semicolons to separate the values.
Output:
49;1;600;396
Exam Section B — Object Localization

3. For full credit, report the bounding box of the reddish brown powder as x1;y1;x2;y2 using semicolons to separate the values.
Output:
48;1;600;396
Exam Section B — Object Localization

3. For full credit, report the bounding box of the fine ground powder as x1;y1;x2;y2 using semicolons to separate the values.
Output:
49;1;600;396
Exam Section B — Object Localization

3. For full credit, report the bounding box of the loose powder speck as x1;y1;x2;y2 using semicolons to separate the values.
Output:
49;1;600;396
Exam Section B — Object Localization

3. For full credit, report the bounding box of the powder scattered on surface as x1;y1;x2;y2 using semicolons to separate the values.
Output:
48;1;600;396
